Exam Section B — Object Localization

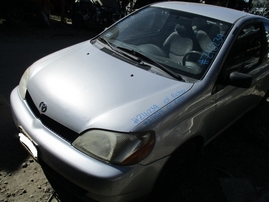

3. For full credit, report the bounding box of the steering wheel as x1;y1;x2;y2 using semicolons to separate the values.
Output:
182;51;203;74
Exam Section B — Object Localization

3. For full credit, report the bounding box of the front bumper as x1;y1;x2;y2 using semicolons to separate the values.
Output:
10;87;168;202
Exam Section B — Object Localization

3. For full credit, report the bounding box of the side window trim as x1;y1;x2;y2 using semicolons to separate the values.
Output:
213;22;263;94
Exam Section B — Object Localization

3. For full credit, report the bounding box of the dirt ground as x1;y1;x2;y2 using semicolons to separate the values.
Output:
1;18;269;202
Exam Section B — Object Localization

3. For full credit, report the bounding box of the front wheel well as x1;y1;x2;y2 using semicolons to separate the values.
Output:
161;135;204;172
151;135;204;198
172;135;204;158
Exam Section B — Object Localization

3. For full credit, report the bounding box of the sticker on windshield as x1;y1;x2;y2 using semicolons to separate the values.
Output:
198;34;226;66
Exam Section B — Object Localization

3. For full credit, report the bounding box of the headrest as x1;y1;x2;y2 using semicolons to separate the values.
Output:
192;17;207;31
175;25;188;38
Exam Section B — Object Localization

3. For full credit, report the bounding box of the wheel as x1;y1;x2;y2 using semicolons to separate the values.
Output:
148;140;198;201
182;51;203;74
182;51;202;64
157;140;198;181
168;140;198;169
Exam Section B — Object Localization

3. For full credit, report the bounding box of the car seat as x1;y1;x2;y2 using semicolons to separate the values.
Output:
163;24;194;64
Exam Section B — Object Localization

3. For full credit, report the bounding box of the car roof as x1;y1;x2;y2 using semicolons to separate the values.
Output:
152;2;250;24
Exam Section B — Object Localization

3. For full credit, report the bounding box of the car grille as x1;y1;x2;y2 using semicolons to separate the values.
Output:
25;91;79;143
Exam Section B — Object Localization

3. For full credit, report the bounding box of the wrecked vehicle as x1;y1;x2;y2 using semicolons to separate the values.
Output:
11;2;269;202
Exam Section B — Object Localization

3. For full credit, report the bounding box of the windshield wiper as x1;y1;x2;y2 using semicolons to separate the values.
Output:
98;37;144;64
98;37;184;81
116;46;185;81
98;37;116;51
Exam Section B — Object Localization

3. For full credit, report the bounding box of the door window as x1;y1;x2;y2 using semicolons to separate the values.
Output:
213;23;263;93
220;23;262;84
226;24;262;74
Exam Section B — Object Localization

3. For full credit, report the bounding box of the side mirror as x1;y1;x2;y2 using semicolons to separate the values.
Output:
229;72;252;88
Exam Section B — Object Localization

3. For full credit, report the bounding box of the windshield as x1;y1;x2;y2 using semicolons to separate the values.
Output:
99;6;232;80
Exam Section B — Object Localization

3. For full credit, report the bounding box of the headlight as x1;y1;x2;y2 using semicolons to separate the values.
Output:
18;68;30;99
72;130;155;165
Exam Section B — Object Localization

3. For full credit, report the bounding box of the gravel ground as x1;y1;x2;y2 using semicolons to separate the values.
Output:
1;17;269;202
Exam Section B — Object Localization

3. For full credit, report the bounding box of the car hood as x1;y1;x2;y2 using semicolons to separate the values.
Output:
27;40;193;133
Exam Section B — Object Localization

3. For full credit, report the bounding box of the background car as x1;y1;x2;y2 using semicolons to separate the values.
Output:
10;2;269;202
0;0;50;26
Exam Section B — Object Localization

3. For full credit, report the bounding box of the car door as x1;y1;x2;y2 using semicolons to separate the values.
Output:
211;21;269;136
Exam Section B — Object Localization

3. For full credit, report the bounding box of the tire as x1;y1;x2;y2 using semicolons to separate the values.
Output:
164;140;198;171
148;140;198;201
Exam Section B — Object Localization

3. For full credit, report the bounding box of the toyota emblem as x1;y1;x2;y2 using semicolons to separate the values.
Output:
39;102;47;113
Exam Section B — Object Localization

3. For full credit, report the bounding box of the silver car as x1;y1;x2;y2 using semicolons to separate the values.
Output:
10;2;269;202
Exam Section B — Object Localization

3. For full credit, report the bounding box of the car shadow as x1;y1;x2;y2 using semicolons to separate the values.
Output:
147;100;269;202
0;96;29;171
